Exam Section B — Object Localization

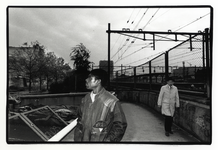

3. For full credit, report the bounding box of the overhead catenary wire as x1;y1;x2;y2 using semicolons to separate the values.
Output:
110;35;122;59
133;8;149;31
111;8;136;60
115;12;209;66
151;51;201;66
111;8;139;59
130;9;142;25
114;43;152;64
147;8;172;25
127;8;135;23
114;9;142;59
141;8;160;30
112;8;146;60
111;8;209;72
117;8;160;60
119;9;150;58
125;52;160;66
173;13;210;32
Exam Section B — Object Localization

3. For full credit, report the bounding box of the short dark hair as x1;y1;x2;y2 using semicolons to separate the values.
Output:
90;69;108;86
166;77;175;82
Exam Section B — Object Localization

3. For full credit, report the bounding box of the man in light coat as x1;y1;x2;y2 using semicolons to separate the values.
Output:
157;77;180;136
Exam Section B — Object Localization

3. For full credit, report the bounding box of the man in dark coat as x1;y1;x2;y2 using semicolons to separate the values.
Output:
74;69;127;142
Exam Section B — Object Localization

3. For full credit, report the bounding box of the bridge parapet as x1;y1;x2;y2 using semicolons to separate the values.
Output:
17;92;87;107
116;90;211;143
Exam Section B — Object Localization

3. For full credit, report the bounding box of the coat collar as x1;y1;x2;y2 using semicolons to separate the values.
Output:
92;87;106;96
165;84;175;89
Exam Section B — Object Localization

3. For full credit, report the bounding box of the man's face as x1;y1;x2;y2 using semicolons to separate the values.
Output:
85;74;99;90
167;80;174;87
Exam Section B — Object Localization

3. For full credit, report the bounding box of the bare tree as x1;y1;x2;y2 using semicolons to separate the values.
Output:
9;41;45;92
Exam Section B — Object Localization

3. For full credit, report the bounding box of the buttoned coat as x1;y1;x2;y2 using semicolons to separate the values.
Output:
157;85;180;116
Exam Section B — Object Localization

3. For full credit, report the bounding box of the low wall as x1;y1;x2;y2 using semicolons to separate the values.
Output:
116;90;211;143
18;92;87;107
17;91;211;142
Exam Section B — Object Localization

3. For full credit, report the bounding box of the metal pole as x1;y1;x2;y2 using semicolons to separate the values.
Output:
189;35;193;51
121;64;123;75
205;28;211;99
202;34;205;70
165;51;169;80
153;34;155;50
149;61;152;90
134;67;136;89
183;61;185;81
108;23;111;89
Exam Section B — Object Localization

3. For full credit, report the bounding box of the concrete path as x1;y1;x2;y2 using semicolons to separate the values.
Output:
121;102;200;143
63;102;200;142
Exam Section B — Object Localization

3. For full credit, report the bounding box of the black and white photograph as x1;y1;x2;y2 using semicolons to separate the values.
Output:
3;0;216;149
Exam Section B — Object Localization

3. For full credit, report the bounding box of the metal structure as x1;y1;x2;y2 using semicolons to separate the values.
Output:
8;106;76;142
106;23;212;99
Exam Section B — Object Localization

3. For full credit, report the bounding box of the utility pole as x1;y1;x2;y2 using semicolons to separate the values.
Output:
205;28;211;99
108;23;111;89
165;51;169;80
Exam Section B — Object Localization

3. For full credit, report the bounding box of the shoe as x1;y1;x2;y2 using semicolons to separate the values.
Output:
165;132;169;136
169;131;173;134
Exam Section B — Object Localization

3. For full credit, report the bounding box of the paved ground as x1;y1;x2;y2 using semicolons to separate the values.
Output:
121;102;200;143
63;102;200;143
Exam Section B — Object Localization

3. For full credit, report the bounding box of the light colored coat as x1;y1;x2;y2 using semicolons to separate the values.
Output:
157;84;180;116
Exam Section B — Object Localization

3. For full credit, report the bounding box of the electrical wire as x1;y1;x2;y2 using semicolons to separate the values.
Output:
113;9;143;59
133;8;149;30
147;8;171;25
142;8;160;30
111;8;136;59
119;9;149;58
112;10;208;68
131;9;142;25
115;9;150;60
127;9;135;24
117;8;160;60
114;43;152;64
173;13;210;32
124;12;208;65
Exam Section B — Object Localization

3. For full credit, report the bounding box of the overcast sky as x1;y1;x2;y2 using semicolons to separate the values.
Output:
8;7;211;68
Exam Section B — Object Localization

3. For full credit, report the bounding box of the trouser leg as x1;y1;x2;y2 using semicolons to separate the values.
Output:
164;116;173;132
169;116;173;132
164;116;168;132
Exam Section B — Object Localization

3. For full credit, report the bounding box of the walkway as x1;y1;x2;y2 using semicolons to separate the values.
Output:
63;102;200;142
121;102;200;143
